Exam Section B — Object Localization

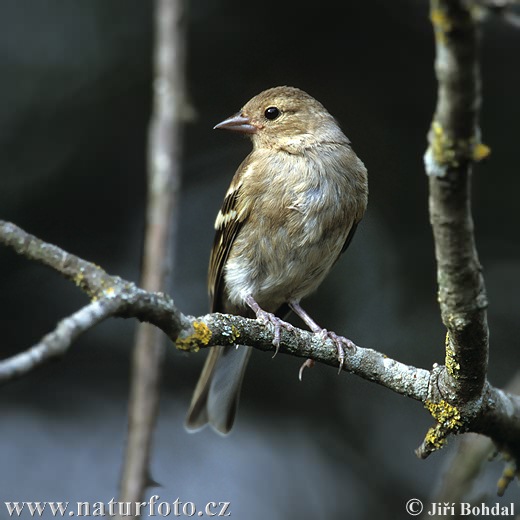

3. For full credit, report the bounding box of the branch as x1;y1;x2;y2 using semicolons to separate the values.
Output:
118;0;188;510
178;312;431;402
474;0;520;28
426;0;489;396
419;0;520;471
0;220;187;381
1;219;432;400
430;374;520;508
419;0;493;457
3;220;520;465
0;299;119;383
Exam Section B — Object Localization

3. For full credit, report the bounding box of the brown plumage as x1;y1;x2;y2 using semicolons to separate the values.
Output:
186;86;368;434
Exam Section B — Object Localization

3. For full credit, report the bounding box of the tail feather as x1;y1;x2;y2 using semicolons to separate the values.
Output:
185;345;252;435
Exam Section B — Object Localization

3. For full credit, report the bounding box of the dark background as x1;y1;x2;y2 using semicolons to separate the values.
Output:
1;1;519;518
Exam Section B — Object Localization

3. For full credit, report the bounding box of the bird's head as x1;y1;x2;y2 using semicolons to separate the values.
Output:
214;86;347;150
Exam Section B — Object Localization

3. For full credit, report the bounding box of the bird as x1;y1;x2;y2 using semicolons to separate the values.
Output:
185;86;368;435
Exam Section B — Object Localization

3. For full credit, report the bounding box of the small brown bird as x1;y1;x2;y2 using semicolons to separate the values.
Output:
186;86;368;434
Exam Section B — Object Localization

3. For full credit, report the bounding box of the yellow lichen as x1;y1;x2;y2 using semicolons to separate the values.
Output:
430;121;491;168
230;325;240;342
472;143;491;162
430;7;452;43
73;271;85;287
103;287;116;298
424;425;447;450
73;270;98;301
425;399;462;430
176;321;212;352
219;323;241;344
422;400;462;453
497;462;517;497
444;332;460;378
430;121;457;166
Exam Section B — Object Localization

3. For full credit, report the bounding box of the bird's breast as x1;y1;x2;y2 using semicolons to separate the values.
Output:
224;149;359;311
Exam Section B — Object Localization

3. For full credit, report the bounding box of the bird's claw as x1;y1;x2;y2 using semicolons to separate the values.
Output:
318;329;355;374
298;330;354;380
298;358;315;381
254;310;294;357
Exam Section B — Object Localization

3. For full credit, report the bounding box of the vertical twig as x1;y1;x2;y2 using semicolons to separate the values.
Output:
118;0;187;511
425;0;490;402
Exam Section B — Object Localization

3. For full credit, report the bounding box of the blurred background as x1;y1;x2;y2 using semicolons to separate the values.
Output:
1;0;519;518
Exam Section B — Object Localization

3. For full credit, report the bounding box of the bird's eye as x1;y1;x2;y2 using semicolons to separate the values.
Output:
264;106;280;120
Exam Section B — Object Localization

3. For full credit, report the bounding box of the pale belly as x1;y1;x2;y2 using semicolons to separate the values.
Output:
223;210;350;312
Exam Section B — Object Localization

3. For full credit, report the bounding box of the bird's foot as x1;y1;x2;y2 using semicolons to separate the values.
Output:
255;309;294;357
319;329;356;374
289;300;356;379
298;330;356;380
245;295;294;356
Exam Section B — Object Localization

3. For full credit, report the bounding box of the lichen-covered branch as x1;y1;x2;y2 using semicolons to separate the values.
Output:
419;0;520;471
0;220;187;385
419;0;492;459
2;219;520;465
425;0;490;403
0;218;432;400
178;312;431;402
430;375;520;507
0;219;430;402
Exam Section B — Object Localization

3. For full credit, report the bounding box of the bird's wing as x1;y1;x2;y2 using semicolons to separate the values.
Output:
208;156;253;312
329;219;360;270
340;220;359;256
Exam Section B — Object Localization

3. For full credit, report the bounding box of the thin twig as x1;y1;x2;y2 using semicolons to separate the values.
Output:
474;0;520;27
0;220;186;386
118;0;187;511
0;299;119;383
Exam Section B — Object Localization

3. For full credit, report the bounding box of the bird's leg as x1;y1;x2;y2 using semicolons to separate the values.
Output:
244;295;294;356
289;300;356;378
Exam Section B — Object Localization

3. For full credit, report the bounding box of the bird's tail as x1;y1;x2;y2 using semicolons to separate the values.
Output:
185;345;252;435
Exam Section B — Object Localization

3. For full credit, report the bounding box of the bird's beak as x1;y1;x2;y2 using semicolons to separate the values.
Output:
213;113;258;134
